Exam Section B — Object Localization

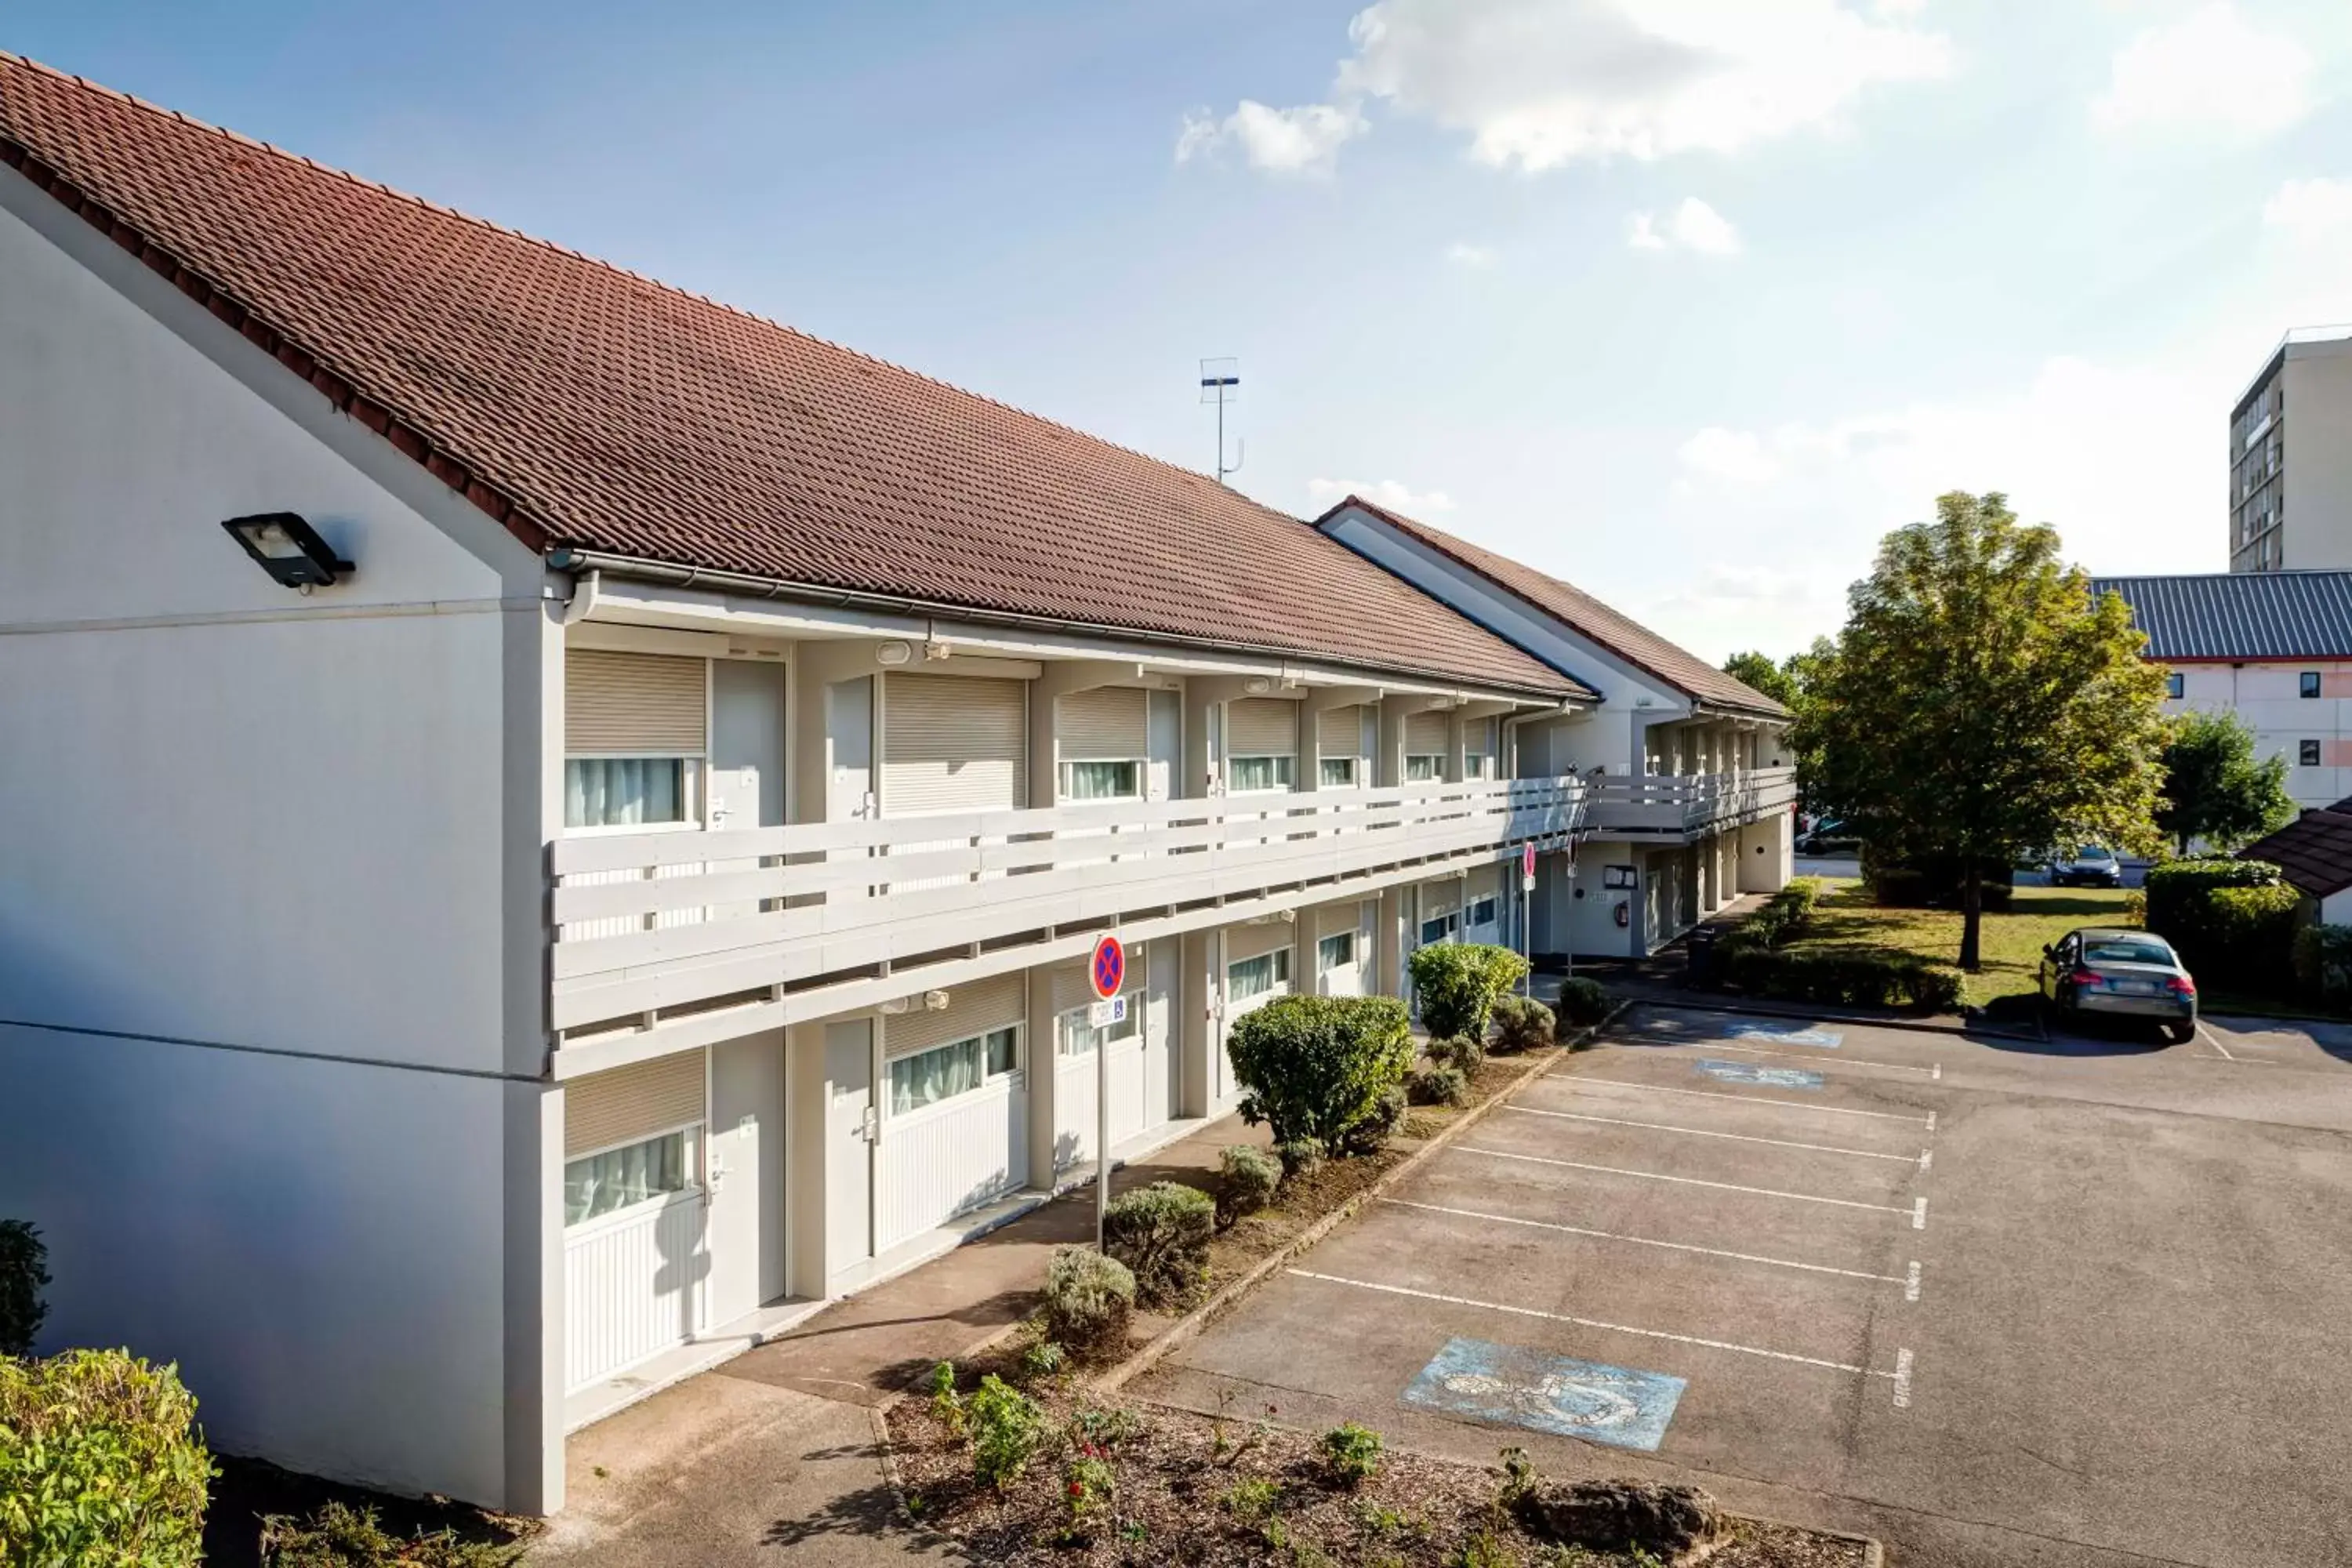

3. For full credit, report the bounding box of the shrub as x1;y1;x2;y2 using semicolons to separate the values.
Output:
1408;1064;1468;1107
966;1374;1046;1490
1019;1340;1065;1383
1226;994;1415;1159
1408;943;1529;1041
1063;1451;1116;1523
1552;977;1612;1030
1489;996;1553;1054
1723;946;1962;1012
1427;1034;1484;1076
0;1349;212;1567
257;1501;519;1566
1273;1138;1327;1179
2294;923;2352;1008
1218;1145;1282;1221
2202;883;2301;991
0;1219;48;1359
1102;1181;1215;1309
929;1359;966;1435
2143;859;2280;961
1318;1421;1384;1487
1042;1247;1135;1358
1863;848;2016;912
1333;1086;1408;1157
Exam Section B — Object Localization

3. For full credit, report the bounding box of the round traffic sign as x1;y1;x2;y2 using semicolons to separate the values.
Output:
1089;934;1127;1001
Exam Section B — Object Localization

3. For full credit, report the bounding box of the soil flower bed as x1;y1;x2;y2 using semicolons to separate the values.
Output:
887;1367;1868;1567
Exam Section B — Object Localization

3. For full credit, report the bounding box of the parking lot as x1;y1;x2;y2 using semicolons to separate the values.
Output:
1139;1004;2352;1567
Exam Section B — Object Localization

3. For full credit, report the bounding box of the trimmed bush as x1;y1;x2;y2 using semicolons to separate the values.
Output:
258;1501;519;1566
1102;1181;1215;1309
1723;946;1962;1013
2295;923;2352;1009
1218;1144;1282;1221
1489;995;1553;1054
1408;1064;1468;1107
0;1349;212;1567
1552;978;1611;1031
2143;858;2282;976
1333;1085;1408;1158
1273;1138;1327;1179
0;1219;48;1359
2202;883;2301;991
1042;1247;1134;1359
1407;942;1530;1041
967;1374;1047;1490
1226;994;1415;1159
1318;1421;1384;1487
1427;1033;1484;1076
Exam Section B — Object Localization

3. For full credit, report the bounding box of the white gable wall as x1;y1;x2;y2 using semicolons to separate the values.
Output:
2163;661;2352;811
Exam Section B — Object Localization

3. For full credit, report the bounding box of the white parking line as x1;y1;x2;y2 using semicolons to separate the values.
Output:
1563;1076;1939;1127
1457;1145;1918;1216
1649;1039;1940;1078
1504;1105;1926;1165
1290;1269;1911;1386
2196;1022;2237;1061
1382;1198;1920;1290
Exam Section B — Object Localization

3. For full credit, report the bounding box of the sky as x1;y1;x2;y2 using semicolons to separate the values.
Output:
13;1;2352;664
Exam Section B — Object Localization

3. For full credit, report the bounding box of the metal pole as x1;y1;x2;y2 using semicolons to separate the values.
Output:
1216;394;1225;485
1095;999;1112;1250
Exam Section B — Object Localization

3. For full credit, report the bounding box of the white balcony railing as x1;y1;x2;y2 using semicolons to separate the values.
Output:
1582;766;1796;837
547;776;1584;1038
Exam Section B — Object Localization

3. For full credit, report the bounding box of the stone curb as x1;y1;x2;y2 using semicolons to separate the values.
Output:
1090;1002;1635;1399
867;1403;975;1559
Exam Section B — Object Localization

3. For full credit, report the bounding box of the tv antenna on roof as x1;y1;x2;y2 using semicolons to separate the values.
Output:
1200;357;1243;485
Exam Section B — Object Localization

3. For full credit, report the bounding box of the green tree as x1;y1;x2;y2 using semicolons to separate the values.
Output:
2154;709;2295;856
1799;492;2168;970
1721;650;1799;708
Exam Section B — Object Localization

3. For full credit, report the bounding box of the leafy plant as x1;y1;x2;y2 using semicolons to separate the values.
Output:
1063;1451;1116;1523
1317;1421;1384;1486
1454;1528;1524;1568
928;1359;965;1436
1221;1475;1281;1523
1102;1182;1216;1309
1408;943;1530;1041
1226;994;1416;1160
0;1219;48;1359
1496;1445;1535;1508
1427;1034;1485;1076
2145;858;2297;985
1489;996;1553;1054
1218;1144;1283;1221
1333;1085;1409;1157
2156;710;2296;856
0;1349;212;1567
1068;1404;1139;1450
2295;924;2352;1008
1018;1340;1065;1383
257;1501;521;1566
966;1374;1046;1490
1042;1246;1135;1359
1408;1064;1468;1106
1552;978;1611;1031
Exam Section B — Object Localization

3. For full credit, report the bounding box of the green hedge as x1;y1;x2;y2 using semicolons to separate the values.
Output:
1406;942;1528;1041
2144;859;2292;985
1724;947;1964;1014
1225;994;1414;1159
2293;924;2352;1009
0;1349;212;1566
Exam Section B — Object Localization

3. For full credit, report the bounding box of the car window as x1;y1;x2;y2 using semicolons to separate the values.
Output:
2077;845;2107;858
2084;938;2171;965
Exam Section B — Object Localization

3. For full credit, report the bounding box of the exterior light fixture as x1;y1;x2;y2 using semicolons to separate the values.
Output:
1243;675;1272;695
876;641;913;666
221;513;351;590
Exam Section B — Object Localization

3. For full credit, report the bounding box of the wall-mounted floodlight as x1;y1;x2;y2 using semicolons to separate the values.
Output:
221;513;351;590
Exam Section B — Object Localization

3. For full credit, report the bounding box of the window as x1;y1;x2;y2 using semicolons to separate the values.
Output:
1404;754;1446;782
2303;671;2323;699
2165;673;2184;699
1418;910;1461;946
1062;760;1142;800
1468;897;1498;928
1058;998;1137;1056
1463;753;1494;779
565;757;695;829
1227;755;1294;793
888;1026;1020;1114
1319;756;1359;789
1316;931;1356;973
2301;739;2323;767
564;1128;695;1225
1226;948;1290;1002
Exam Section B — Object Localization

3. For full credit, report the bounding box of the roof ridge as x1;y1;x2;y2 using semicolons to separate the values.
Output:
0;49;1254;508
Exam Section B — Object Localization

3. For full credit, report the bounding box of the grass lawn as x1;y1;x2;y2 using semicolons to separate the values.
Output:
1784;879;2139;1009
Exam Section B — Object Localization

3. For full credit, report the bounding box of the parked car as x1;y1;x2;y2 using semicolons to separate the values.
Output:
1796;818;1861;856
2038;927;2198;1043
2048;844;2123;887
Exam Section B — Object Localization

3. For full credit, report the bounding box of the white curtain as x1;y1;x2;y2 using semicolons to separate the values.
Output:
566;757;685;829
564;1130;689;1225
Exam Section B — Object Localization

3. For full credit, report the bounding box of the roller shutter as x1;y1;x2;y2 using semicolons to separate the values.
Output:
1058;688;1148;760
884;673;1026;815
1049;949;1146;1014
566;1051;706;1157
1404;711;1450;756
1319;900;1366;937
567;651;708;755
1228;698;1298;757
884;971;1028;1057
1226;921;1297;962
1316;705;1367;760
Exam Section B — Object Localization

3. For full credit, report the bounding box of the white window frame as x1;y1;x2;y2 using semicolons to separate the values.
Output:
563;754;706;835
886;1025;1022;1120
1404;754;1446;782
1316;931;1356;974
1467;897;1498;929
562;1123;702;1232
1463;754;1494;780
1060;759;1143;801
1318;755;1359;789
1058;998;1139;1056
1418;910;1462;946
1226;948;1291;1002
1227;755;1294;793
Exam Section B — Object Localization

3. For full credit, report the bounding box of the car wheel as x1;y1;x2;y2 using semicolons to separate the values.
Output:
2161;1020;2195;1045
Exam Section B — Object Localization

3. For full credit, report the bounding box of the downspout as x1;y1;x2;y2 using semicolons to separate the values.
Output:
558;568;601;626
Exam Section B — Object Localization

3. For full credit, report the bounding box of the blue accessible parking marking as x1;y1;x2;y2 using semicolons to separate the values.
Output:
1723;1022;1843;1049
1695;1058;1824;1089
1401;1336;1686;1451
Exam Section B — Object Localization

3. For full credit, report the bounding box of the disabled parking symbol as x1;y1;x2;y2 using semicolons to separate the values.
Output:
1723;1022;1842;1049
1694;1058;1824;1089
1401;1337;1686;1451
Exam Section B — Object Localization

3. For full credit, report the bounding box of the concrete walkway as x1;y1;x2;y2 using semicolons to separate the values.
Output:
531;1114;1264;1566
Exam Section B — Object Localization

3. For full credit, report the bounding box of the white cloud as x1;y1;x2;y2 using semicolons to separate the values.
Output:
1306;477;1458;514
1444;241;1498;266
1628;197;1742;255
1334;0;1954;169
2092;3;2313;138
1174;100;1368;176
2263;176;2352;241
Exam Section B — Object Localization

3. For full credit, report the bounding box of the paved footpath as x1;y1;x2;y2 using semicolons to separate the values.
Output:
1138;1002;2352;1568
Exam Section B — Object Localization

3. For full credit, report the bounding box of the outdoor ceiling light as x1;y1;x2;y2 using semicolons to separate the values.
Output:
875;641;913;666
221;513;351;590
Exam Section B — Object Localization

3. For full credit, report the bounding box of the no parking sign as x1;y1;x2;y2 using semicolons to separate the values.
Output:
1088;933;1126;1004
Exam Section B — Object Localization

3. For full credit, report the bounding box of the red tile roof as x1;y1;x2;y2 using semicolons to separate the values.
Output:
1319;497;1790;718
0;54;1575;698
2241;809;2352;899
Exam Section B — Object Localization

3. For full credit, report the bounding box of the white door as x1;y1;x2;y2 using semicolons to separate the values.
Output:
706;1033;785;1326
825;1021;875;1283
1143;938;1175;1129
827;678;874;820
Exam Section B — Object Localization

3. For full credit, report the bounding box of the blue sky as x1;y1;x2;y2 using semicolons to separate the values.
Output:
14;2;2352;661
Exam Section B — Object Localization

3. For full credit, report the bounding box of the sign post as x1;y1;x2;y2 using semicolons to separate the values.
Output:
1520;842;1538;996
1087;933;1127;1252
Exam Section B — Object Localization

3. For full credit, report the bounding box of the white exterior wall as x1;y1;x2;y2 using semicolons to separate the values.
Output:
2165;661;2352;810
0;176;559;1511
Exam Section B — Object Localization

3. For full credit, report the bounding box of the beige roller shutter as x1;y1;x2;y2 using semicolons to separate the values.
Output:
1048;947;1147;1014
1058;688;1147;761
1227;920;1297;962
1404;711;1450;756
1316;705;1366;758
1421;877;1464;917
884;971;1028;1057
1228;698;1298;757
884;673;1026;815
567;650;708;755
566;1051;706;1157
1319;900;1364;937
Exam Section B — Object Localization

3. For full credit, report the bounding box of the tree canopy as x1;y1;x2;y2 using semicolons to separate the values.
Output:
1721;651;1800;709
2155;709;2296;857
1798;492;2169;968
